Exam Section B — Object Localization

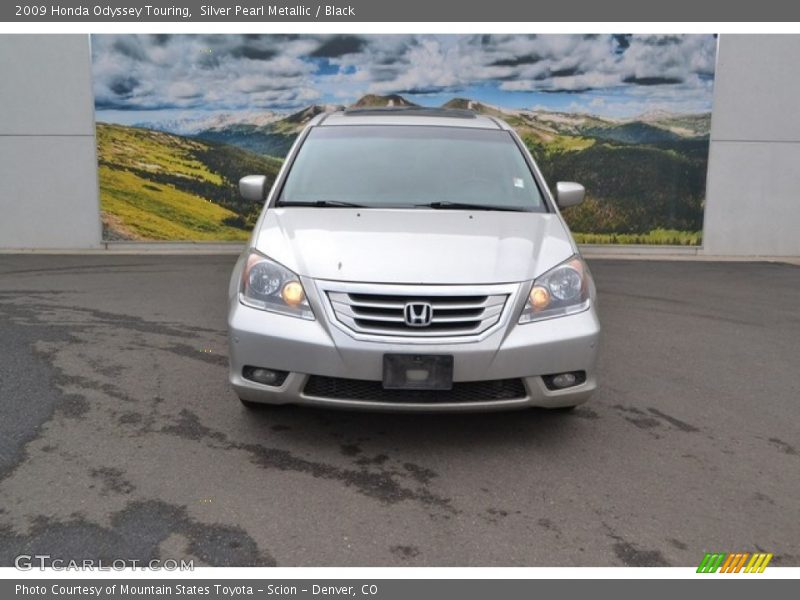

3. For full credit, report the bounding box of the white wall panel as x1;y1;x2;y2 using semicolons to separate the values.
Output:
704;35;800;256
0;35;100;249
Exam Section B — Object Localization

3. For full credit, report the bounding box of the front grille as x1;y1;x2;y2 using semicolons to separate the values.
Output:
303;376;527;403
326;289;508;337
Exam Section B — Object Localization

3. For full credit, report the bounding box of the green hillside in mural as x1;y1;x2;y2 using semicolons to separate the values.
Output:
97;123;281;240
99;94;708;244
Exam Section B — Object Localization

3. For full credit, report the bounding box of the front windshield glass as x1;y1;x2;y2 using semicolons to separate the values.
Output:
278;125;547;211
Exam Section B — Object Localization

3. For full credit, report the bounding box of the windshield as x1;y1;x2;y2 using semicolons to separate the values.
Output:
278;125;547;211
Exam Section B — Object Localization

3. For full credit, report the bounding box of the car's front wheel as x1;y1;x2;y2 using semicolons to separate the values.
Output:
239;397;292;411
239;397;263;410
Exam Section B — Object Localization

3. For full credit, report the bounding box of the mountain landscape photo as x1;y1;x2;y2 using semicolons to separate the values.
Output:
92;34;716;243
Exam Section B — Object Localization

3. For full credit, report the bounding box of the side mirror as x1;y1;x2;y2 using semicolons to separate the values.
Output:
556;182;585;208
239;175;268;202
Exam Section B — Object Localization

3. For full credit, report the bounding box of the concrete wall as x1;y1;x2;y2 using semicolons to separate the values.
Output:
703;35;800;256
0;35;101;249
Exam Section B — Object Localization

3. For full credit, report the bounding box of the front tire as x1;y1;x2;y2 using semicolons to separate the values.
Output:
239;397;292;411
549;405;578;412
239;397;263;410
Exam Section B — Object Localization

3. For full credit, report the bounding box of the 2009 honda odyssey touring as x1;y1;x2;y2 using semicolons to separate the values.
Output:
228;107;600;412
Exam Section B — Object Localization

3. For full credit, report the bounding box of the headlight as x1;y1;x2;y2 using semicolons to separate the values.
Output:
519;255;591;323
240;252;314;320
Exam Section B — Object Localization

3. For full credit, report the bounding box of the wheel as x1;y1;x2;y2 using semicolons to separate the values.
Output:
239;397;264;410
239;397;291;410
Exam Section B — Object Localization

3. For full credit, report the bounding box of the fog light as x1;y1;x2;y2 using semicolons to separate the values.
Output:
542;371;586;391
242;366;288;386
552;373;577;388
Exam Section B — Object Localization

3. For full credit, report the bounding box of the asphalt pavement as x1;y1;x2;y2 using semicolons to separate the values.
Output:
0;255;798;567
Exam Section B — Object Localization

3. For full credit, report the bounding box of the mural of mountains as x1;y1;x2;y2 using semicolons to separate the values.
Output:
134;111;284;136
352;94;419;108
177;94;709;160
99;93;709;243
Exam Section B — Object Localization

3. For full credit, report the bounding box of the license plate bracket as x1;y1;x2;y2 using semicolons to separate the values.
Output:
382;354;454;390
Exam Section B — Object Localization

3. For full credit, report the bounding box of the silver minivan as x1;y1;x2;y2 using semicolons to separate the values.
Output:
228;107;600;412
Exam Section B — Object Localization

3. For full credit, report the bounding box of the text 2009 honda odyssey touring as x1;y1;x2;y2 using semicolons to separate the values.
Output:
228;107;600;412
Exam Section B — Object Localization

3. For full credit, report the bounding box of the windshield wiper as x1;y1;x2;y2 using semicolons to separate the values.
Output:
415;201;526;212
277;200;367;208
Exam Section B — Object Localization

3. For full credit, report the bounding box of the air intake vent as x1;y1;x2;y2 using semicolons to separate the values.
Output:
304;376;527;403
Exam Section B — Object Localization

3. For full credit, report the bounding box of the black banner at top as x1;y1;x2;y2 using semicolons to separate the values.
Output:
3;0;800;22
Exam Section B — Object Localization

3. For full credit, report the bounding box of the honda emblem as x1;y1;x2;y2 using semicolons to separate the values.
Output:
403;302;433;327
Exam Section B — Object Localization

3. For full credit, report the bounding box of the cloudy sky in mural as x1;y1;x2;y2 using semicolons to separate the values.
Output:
92;34;716;123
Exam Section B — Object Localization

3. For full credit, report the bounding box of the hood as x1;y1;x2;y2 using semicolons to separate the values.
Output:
253;208;576;284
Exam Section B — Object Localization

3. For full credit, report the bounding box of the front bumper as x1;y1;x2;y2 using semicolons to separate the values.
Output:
228;285;600;412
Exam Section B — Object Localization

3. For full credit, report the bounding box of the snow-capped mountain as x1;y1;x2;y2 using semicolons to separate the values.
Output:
134;111;283;136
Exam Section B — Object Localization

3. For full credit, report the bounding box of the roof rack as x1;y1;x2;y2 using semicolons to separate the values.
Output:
342;106;477;119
